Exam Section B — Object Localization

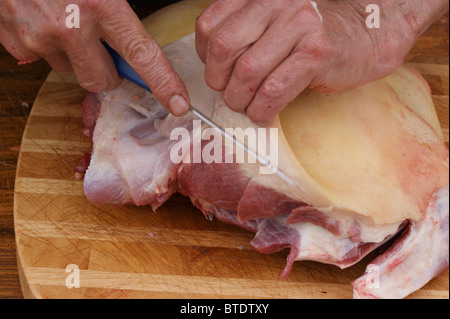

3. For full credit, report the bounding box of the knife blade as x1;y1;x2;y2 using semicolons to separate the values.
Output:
102;42;297;186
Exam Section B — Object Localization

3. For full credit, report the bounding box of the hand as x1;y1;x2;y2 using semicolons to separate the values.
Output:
0;0;190;116
196;0;448;124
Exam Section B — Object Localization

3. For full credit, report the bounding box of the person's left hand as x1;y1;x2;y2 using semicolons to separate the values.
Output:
0;0;191;116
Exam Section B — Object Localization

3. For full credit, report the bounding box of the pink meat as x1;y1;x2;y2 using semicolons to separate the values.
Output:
80;79;449;299
352;186;449;299
74;93;100;175
287;206;341;235
177;147;251;212
82;83;181;210
81;92;101;138
237;181;304;222
212;207;258;233
250;218;301;279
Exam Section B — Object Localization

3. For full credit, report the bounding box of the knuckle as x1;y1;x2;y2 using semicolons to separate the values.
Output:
376;39;410;74
76;67;118;93
51;25;73;42
204;69;227;92
195;15;214;38
124;37;160;67
21;33;40;53
233;57;258;83
284;2;324;33
303;38;332;61
208;31;233;59
83;0;105;11
16;28;35;50
20;22;67;54
298;2;322;24
259;76;286;101
153;74;179;94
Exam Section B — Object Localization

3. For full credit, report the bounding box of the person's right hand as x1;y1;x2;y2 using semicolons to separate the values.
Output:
195;0;449;125
0;0;190;116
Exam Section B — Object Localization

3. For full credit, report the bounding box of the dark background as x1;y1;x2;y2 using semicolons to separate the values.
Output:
127;0;181;19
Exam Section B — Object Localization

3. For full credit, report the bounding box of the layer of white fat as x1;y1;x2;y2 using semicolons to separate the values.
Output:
276;207;403;266
319;206;403;243
276;212;400;268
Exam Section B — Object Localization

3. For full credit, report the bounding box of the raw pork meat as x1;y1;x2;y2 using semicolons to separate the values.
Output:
81;33;449;299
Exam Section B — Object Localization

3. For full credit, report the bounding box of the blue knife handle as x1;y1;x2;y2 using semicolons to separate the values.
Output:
102;42;152;92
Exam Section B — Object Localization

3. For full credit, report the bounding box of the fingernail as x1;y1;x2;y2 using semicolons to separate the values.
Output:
169;94;190;116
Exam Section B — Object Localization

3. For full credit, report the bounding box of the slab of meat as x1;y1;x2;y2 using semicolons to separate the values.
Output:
352;185;449;299
81;33;449;299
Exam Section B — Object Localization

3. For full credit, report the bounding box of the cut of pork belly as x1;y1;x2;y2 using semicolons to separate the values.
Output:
81;33;449;298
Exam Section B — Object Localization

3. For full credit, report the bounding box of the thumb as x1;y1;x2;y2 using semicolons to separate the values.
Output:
98;0;190;116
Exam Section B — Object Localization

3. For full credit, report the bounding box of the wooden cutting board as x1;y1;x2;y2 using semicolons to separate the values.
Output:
14;0;449;299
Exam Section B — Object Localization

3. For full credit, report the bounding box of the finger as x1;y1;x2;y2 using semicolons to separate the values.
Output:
204;1;281;92
0;26;40;63
245;51;317;125
195;0;250;63
222;14;304;113
64;36;120;93
42;51;73;73
99;1;190;116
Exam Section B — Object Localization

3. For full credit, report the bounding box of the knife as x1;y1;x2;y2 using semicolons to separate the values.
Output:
103;42;296;186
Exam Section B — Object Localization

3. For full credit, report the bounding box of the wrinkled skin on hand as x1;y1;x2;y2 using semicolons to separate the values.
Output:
0;0;190;116
196;0;448;124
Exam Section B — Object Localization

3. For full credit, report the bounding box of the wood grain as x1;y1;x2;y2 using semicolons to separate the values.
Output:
0;41;51;300
0;1;184;299
1;1;448;299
